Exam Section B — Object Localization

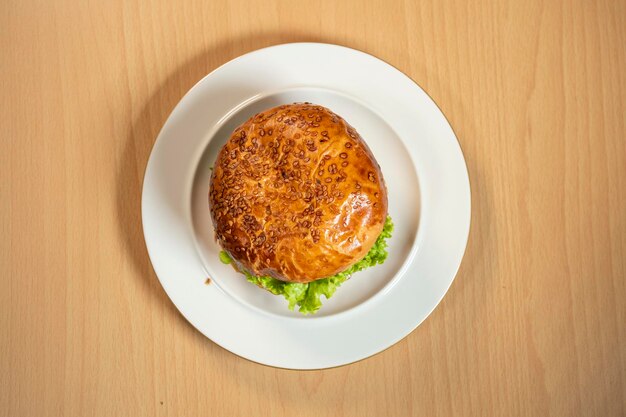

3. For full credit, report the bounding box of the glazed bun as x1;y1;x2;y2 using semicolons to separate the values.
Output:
209;103;388;283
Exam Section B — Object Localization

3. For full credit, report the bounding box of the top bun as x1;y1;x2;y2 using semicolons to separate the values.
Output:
209;103;388;283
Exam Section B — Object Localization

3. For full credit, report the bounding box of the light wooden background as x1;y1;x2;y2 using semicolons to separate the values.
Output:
1;0;625;416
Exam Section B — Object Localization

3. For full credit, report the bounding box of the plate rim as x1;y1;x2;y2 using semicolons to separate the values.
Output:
141;42;471;369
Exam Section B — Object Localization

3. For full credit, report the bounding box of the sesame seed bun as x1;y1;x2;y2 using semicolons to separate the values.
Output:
209;103;388;283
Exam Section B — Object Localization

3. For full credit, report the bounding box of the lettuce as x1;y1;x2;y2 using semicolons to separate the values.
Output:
220;216;394;315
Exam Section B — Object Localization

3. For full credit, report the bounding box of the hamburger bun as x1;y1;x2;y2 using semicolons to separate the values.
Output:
209;103;388;283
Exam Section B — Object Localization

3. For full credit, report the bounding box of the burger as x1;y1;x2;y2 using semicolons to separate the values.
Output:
209;103;393;314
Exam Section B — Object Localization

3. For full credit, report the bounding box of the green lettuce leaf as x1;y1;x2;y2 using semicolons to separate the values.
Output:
220;215;394;315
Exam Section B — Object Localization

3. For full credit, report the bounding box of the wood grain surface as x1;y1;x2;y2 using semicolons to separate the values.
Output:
1;0;625;416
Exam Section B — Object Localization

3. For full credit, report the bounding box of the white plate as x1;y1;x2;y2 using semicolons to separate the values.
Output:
142;43;470;369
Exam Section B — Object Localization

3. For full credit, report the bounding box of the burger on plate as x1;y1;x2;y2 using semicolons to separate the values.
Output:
209;103;393;314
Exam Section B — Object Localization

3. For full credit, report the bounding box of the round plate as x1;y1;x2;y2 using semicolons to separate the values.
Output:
142;43;470;369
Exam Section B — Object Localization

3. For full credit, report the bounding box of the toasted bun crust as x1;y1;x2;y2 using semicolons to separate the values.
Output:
209;103;388;283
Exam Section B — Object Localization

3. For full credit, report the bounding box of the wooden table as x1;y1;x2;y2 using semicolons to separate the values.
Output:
2;1;625;416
